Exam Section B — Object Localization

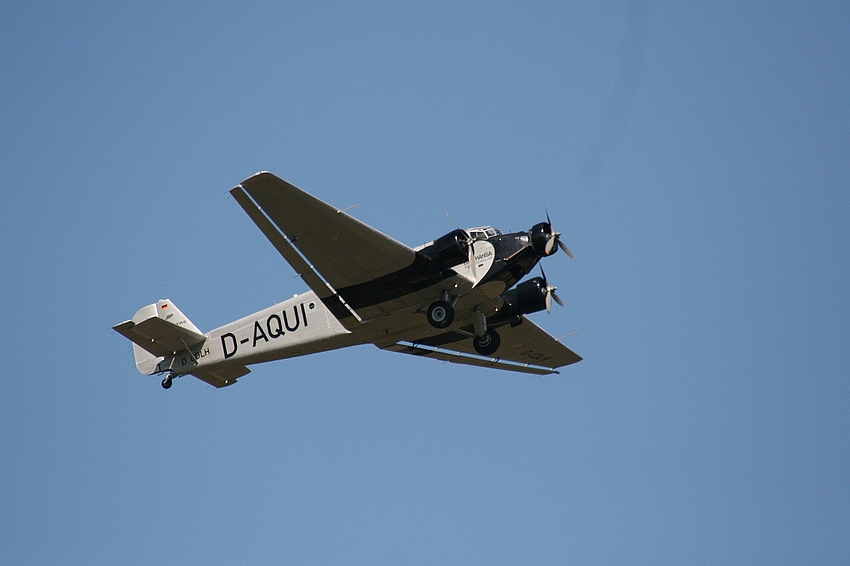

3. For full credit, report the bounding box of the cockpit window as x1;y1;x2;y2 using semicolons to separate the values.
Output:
466;226;502;240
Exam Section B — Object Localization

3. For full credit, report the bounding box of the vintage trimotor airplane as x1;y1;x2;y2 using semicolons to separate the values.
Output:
114;172;581;389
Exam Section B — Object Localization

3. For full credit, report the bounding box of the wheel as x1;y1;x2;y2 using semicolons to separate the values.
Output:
161;375;173;389
426;300;454;329
473;329;501;356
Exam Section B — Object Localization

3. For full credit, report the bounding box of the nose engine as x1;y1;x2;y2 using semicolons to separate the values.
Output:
530;222;555;256
529;218;573;259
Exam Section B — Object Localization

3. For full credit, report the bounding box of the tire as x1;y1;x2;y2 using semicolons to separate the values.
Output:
426;300;454;329
161;376;173;389
473;329;501;356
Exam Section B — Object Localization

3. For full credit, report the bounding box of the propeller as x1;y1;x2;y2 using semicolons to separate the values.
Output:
540;265;564;313
467;238;477;279
447;212;478;279
544;210;574;259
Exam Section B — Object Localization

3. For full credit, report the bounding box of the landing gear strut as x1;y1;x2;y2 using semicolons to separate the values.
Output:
426;300;454;329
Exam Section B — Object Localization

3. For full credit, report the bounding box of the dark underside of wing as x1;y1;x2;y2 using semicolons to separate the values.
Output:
381;315;581;375
234;172;443;322
236;172;417;290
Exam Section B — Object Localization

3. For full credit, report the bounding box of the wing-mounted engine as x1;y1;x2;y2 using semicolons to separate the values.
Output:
490;272;563;326
419;229;471;270
490;277;548;326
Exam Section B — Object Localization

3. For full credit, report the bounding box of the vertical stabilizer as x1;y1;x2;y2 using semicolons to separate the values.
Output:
151;299;202;335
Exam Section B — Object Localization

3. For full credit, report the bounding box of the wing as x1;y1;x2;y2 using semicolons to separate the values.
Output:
234;172;415;289
232;172;419;322
382;315;581;375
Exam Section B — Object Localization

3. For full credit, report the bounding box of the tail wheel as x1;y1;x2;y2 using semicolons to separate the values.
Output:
426;300;454;329
473;329;501;356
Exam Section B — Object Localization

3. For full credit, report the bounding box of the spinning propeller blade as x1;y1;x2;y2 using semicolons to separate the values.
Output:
543;209;574;259
539;266;564;313
447;212;477;279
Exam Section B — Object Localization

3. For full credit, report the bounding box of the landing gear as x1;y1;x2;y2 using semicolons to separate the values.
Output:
473;329;501;356
426;300;454;329
161;374;173;389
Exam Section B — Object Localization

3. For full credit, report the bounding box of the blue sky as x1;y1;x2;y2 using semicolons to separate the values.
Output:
2;1;848;563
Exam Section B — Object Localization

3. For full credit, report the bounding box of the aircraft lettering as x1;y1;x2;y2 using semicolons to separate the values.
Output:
282;306;300;332
219;302;314;359
194;347;210;360
267;314;283;338
252;320;269;346
222;333;238;359
519;350;553;362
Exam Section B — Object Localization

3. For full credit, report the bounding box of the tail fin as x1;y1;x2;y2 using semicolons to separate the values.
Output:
113;299;206;375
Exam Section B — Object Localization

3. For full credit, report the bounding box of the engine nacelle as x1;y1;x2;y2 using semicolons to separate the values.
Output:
530;222;554;256
421;229;470;269
491;277;548;324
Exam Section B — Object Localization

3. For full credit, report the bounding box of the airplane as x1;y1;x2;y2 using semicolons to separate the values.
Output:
114;172;581;389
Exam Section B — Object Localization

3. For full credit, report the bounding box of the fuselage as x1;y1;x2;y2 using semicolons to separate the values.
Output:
163;226;549;377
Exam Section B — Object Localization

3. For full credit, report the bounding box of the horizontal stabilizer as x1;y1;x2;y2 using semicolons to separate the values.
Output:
114;317;206;358
381;342;560;376
113;299;206;358
191;366;250;388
